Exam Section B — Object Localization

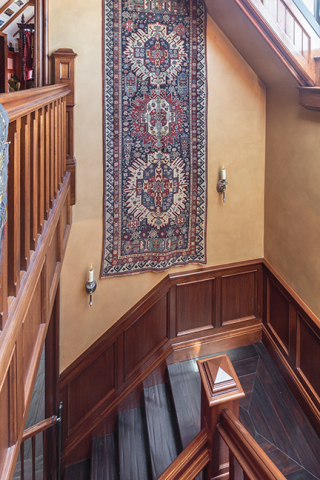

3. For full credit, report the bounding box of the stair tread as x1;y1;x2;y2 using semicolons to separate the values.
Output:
118;407;151;480
144;383;181;480
91;433;118;480
167;359;201;449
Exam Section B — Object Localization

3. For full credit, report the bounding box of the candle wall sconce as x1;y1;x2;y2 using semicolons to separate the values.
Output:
217;165;228;203
85;264;97;306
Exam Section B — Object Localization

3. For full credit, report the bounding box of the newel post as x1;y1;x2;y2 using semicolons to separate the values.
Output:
52;48;77;205
197;354;245;480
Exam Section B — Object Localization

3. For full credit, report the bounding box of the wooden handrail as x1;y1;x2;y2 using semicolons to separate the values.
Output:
21;415;58;442
157;429;209;480
218;407;287;480
0;84;70;121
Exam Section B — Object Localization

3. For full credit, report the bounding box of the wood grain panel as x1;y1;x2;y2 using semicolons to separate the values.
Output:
47;226;59;296
124;293;169;380
221;271;257;325
297;314;320;400
67;342;116;433
60;261;263;468
267;278;290;355
23;278;42;384
0;373;9;476
176;279;215;336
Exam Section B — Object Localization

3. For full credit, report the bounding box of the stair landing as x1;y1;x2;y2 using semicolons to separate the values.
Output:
168;344;320;479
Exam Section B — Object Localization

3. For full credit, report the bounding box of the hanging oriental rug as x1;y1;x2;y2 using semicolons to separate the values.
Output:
102;0;207;277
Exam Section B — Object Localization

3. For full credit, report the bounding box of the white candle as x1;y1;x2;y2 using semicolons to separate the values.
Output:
89;264;94;282
221;165;226;180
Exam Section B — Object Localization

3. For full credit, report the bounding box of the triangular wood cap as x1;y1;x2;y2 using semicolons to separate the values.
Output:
197;354;245;406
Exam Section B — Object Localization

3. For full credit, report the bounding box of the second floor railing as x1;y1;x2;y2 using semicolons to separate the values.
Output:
0;83;72;480
0;84;69;329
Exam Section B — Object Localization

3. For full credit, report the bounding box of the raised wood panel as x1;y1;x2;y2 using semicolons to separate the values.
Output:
67;342;116;433
267;277;290;356
60;261;263;467
263;261;320;438
124;293;169;380
22;278;42;385
297;313;320;400
221;271;257;325
176;279;215;336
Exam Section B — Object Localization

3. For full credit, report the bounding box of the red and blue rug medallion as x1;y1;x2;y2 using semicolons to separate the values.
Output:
102;0;207;277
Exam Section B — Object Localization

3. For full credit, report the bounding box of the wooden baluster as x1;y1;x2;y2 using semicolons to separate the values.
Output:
21;442;24;480
0;233;8;329
54;100;58;198
32;436;35;480
197;354;245;480
63;98;67;178
50;103;54;208
45;106;50;219
38;108;45;234
57;99;61;190
8;119;21;297
20;114;31;271
30;110;38;250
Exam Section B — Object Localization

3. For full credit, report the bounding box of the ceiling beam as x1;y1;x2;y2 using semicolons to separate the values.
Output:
0;0;15;16
0;1;29;32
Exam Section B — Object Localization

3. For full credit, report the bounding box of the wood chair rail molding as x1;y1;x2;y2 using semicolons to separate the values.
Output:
0;84;72;480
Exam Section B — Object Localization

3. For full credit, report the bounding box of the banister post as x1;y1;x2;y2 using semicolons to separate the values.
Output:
197;354;245;480
52;48;77;205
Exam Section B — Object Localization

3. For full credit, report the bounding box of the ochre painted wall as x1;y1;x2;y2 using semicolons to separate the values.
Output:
49;3;266;371
265;87;320;319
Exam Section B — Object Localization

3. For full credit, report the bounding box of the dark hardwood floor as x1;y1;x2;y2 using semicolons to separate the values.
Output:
169;343;320;479
66;343;320;480
233;344;320;479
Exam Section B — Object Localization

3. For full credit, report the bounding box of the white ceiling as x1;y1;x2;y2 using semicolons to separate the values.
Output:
0;0;34;47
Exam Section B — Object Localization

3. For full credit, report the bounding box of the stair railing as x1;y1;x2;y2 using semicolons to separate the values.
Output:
0;84;71;480
0;84;70;317
15;401;63;480
217;407;286;480
159;354;286;480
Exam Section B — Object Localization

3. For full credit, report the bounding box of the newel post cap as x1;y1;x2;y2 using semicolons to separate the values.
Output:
197;354;245;407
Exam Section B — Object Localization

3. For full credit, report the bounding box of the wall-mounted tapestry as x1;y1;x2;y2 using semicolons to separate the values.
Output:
0;104;9;275
102;0;207;277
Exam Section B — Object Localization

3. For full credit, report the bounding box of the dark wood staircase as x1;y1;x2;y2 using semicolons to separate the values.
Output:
71;344;320;480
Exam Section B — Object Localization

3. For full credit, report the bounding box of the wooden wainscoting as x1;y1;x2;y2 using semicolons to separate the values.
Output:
59;260;263;467
263;261;320;438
